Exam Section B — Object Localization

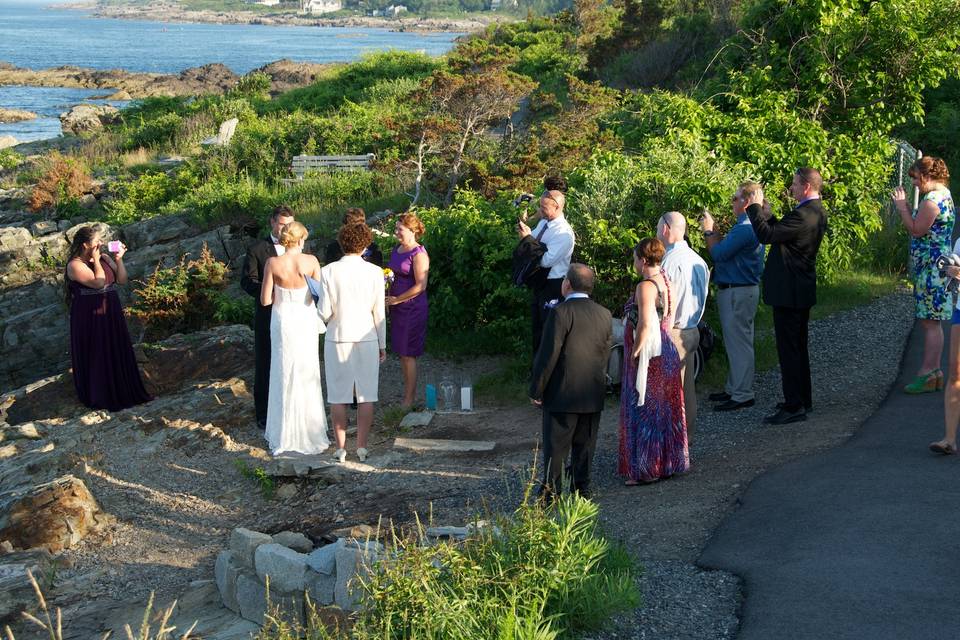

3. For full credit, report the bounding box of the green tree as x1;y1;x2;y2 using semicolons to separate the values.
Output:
727;0;960;130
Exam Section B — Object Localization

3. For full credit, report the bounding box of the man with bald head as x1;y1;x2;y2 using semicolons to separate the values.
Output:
517;189;576;353
658;211;710;438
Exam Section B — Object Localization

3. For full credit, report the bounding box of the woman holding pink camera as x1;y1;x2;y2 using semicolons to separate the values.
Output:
65;226;151;411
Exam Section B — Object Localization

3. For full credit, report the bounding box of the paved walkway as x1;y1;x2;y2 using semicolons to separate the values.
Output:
699;323;960;640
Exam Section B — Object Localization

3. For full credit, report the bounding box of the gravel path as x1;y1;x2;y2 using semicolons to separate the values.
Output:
584;291;915;639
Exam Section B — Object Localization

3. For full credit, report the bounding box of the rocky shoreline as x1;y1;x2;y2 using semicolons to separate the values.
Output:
0;59;332;99
68;1;495;33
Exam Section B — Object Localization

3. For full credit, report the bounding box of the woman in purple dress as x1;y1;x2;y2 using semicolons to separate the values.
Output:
619;238;689;484
386;212;430;408
65;226;151;411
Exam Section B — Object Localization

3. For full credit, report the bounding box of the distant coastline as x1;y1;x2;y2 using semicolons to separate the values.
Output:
58;1;500;33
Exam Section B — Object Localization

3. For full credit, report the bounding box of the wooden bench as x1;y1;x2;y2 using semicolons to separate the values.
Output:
288;153;375;181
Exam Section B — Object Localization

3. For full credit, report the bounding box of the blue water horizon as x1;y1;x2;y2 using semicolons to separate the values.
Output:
0;0;461;142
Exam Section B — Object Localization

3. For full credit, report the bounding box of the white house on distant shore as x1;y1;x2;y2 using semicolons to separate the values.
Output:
304;0;342;13
249;0;280;5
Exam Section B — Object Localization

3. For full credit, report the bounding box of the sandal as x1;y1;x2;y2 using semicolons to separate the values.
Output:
905;370;941;394
929;442;957;455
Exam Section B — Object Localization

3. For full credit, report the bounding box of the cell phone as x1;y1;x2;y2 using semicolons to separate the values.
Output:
107;240;121;253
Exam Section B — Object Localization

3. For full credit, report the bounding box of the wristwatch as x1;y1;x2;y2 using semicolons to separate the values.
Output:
703;230;716;237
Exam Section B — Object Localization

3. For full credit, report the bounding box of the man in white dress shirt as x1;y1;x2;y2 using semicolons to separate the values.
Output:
658;211;710;440
517;190;576;353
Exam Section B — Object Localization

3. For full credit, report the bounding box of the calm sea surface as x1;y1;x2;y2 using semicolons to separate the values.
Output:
0;0;461;142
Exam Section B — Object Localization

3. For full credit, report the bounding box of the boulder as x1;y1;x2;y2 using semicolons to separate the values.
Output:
334;544;381;611
29;220;59;237
215;550;241;613
235;572;304;626
0;227;32;253
0;136;16;150
254;543;308;593
121;215;194;250
306;569;336;606
59;104;121;135
306;539;344;575
229;527;273;569
0;109;37;124
272;531;313;553
0;475;103;552
0;549;52;622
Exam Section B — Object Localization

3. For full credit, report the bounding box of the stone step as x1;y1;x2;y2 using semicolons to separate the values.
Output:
393;438;496;453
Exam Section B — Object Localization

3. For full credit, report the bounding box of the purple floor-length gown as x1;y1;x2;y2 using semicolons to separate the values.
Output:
388;245;428;357
69;258;152;411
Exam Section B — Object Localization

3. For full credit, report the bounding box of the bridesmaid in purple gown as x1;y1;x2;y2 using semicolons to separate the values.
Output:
65;226;151;411
386;212;430;408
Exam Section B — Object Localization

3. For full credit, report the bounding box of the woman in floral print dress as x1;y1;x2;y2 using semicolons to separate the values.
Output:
894;156;955;394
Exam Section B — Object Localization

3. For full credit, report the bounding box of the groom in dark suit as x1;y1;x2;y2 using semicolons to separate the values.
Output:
529;263;612;498
745;168;827;425
241;205;295;429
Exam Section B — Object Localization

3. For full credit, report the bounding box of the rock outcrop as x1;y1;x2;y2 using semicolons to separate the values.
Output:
0;109;36;124
0;475;104;552
59;104;122;135
0;136;17;150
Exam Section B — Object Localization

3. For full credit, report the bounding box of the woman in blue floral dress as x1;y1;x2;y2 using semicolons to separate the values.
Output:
894;156;955;393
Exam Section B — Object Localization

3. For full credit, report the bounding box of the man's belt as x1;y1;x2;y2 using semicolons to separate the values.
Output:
716;282;757;290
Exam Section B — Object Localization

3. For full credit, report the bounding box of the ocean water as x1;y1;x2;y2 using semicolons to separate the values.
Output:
0;0;461;142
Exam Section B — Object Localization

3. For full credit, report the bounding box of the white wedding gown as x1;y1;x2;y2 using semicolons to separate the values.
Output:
265;284;330;455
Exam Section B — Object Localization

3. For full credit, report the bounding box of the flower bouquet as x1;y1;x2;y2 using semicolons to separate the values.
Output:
383;267;395;290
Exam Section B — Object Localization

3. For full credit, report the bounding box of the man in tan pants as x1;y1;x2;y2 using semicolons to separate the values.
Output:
658;212;710;441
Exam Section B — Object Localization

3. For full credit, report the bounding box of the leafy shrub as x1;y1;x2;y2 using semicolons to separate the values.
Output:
102;170;184;225
128;244;231;340
27;152;92;215
0;148;22;171
417;191;531;353
351;492;639;638
268;51;441;114
177;175;276;228
124;112;185;151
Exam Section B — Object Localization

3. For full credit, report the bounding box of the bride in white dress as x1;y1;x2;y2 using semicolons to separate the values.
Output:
259;221;330;455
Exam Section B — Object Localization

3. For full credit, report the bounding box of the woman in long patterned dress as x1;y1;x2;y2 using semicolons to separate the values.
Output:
386;212;429;408
619;238;689;484
894;156;956;393
66;226;151;411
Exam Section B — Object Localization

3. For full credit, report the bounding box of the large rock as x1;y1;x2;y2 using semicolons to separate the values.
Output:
235;572;304;626
254;543;308;594
272;531;313;554
229;527;273;570
215;550;241;613
0;136;16;150
121;215;194;250
0;549;52;622
0;108;37;124
59;104;121;135
306;539;344;575
334;544;382;612
0;475;102;552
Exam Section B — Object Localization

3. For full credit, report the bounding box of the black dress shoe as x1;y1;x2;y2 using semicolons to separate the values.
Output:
714;398;755;412
709;391;732;402
776;401;813;414
764;407;807;424
257;419;267;430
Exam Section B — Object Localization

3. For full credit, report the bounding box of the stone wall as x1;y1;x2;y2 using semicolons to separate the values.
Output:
215;527;385;624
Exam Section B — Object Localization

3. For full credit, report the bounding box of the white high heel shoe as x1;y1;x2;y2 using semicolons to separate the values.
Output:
334;448;346;463
356;447;369;462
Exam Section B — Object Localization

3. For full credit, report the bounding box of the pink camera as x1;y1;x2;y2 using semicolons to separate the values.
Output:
107;240;122;253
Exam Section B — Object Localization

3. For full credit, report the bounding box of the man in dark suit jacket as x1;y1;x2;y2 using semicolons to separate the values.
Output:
745;168;827;425
529;263;612;498
240;205;295;429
